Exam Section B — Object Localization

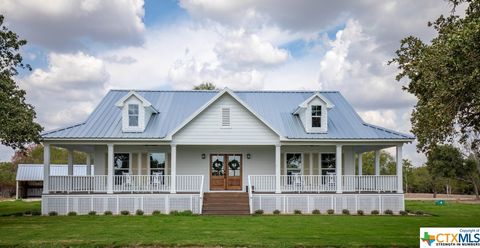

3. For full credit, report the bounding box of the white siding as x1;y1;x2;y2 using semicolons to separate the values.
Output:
173;94;279;145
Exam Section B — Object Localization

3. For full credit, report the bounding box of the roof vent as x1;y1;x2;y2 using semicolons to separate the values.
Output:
221;107;231;128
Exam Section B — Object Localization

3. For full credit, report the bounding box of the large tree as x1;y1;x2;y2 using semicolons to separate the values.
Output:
193;82;217;90
0;15;42;150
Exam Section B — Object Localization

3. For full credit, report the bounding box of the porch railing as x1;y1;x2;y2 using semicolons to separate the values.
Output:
48;175;203;193
248;175;398;193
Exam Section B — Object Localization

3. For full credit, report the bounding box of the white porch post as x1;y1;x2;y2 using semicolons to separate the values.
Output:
138;152;142;175
86;153;91;176
67;148;74;176
396;144;403;193
107;144;114;194
16;181;19;199
275;144;281;193
357;153;363;176
43;143;51;194
374;150;380;175
170;144;177;193
336;144;343;193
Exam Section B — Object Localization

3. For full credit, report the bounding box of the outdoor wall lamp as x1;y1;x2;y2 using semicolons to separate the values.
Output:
201;154;206;159
247;153;251;159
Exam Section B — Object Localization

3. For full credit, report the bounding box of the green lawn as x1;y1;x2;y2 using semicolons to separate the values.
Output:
0;200;478;247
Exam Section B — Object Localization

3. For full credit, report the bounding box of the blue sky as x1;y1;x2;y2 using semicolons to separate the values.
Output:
0;0;458;165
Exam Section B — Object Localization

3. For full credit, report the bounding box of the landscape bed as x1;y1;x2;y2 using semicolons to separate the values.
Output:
0;200;478;247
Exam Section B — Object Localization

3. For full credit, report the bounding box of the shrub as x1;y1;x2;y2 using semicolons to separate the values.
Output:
273;209;281;215
293;209;302;215
384;209;394;215
399;210;408;216
120;210;130;216
104;211;113;215
136;209;144;216
312;209;321;215
327;209;335;215
254;209;264;215
415;210;424;216
67;211;77;216
12;212;23;217
178;210;193;216
24;210;32;216
32;210;41;216
169;210;179;215
342;209;350;215
88;211;96;216
357;210;364;216
152;210;161;215
48;211;58;216
371;210;379;215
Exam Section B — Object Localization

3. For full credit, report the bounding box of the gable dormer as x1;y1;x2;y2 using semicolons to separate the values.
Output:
294;92;334;133
115;91;158;132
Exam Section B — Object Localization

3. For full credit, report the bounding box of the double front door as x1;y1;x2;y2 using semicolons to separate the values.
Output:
210;154;242;190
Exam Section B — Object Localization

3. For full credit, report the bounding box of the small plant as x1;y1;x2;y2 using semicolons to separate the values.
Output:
169;210;179;215
357;210;364;216
415;210;424;216
12;212;23;217
32;210;41;216
342;209;350;215
24;210;32;216
384;209;394;215
67;211;77;216
399;210;407;216
254;209;264;215
88;211;96;216
48;211;58;216
273;209;281;215
293;209;302;215
152;210;161;215
312;209;321;215
179;210;193;216
120;210;130;215
327;209;335;215
371;210;379;215
136;209;144;216
104;210;113;215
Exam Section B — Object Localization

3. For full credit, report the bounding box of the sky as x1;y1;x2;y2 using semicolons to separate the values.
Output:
0;0;460;165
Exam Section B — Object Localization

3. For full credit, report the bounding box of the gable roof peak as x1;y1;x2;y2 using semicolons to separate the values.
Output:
299;92;335;109
115;90;158;112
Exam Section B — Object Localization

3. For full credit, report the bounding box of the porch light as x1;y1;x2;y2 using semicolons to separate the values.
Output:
201;154;206;159
246;153;251;159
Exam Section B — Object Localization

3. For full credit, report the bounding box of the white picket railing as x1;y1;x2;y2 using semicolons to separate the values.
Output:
248;175;398;193
48;175;204;193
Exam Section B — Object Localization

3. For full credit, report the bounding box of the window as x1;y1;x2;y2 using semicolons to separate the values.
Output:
128;104;139;127
311;105;322;128
221;107;230;127
114;153;130;176
286;153;302;176
149;153;165;176
320;153;336;176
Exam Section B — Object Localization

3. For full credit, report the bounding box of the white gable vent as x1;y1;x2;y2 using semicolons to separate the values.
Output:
221;107;231;128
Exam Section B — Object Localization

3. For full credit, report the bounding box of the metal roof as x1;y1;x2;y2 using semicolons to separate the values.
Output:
16;164;94;181
42;90;414;140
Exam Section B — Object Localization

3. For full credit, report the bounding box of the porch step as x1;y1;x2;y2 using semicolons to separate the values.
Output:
202;192;250;215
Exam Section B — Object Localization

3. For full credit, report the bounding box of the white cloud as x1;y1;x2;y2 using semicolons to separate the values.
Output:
0;0;145;50
19;52;109;129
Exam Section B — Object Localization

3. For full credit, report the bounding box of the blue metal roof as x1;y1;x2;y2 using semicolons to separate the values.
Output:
42;90;414;140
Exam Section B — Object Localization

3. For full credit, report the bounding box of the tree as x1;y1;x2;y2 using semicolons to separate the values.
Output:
193;82;217;90
0;162;15;197
426;145;464;197
11;144;87;165
0;14;42;150
358;151;396;175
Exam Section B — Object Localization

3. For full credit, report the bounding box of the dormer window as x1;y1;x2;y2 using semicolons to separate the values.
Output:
311;105;322;128
128;104;139;127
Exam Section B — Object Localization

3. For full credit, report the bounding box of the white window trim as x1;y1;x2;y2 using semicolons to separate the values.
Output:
311;105;322;128
128;104;139;127
319;152;336;176
220;106;231;129
285;152;304;175
148;152;166;176
113;152;132;175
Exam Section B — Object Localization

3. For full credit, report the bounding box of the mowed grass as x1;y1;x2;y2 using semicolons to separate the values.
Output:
0;200;478;247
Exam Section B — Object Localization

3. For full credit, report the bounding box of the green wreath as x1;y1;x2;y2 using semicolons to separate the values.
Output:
212;159;223;174
228;159;240;171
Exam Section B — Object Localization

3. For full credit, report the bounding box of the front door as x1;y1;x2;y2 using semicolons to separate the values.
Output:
210;154;242;190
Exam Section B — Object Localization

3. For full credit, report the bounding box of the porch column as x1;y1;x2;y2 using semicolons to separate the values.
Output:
43;143;51;194
67;148;74;176
336;144;343;193
107;144;114;194
16;181;19;199
170;144;177;193
357;153;363;176
374;150;380;175
86;153;91;176
396;144;403;193
137;152;142;175
275;144;281;193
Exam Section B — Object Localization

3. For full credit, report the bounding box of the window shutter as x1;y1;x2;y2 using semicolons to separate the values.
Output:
221;107;231;127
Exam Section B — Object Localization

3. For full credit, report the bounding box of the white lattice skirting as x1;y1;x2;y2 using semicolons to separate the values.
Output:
251;194;404;214
42;194;201;215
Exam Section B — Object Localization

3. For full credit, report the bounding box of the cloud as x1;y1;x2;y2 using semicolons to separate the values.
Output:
0;0;145;50
19;52;109;129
